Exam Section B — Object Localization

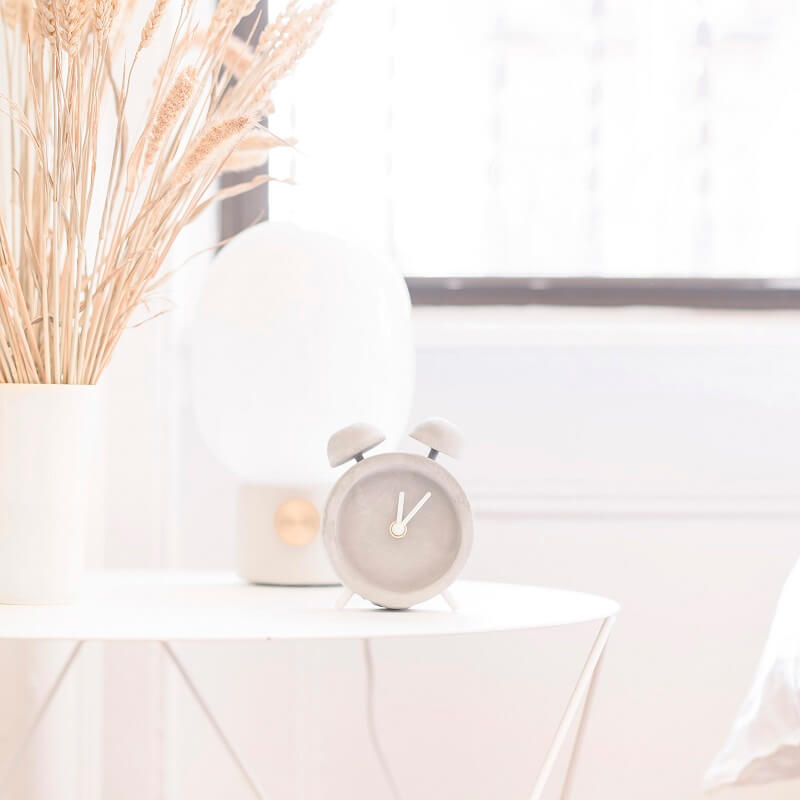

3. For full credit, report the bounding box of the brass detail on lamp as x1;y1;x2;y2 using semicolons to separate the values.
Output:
274;498;320;547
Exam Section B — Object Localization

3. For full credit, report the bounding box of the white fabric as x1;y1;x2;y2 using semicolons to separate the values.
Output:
705;559;800;791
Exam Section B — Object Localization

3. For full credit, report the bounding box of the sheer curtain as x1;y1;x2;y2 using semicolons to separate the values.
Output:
269;0;800;279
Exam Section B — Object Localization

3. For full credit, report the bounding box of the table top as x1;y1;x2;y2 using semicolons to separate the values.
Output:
0;571;619;642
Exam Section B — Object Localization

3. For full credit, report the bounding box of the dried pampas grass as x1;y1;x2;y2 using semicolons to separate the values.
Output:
176;114;252;182
0;0;330;383
145;66;198;165
222;129;295;173
223;35;254;79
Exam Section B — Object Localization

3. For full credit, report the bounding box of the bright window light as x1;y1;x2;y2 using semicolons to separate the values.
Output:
268;0;800;279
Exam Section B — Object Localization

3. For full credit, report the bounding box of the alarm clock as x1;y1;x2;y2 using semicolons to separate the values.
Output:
322;418;473;610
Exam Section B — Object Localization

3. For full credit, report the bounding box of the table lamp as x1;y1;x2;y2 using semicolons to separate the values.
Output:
188;222;414;585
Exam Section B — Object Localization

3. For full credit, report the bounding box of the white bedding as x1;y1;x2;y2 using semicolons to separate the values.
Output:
705;559;800;791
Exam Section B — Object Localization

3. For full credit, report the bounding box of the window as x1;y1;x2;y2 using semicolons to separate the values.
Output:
260;1;800;305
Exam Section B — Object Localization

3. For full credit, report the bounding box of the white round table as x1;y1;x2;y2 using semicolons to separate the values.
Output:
0;571;619;800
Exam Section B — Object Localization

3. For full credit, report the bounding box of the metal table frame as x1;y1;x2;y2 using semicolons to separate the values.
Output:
0;576;617;799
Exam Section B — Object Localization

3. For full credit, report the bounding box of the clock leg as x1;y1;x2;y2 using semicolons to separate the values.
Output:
441;589;458;611
334;589;354;610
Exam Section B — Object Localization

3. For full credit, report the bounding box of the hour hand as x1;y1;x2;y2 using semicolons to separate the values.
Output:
389;492;407;538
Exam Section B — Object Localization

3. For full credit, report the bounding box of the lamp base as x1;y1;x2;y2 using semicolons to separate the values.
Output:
236;485;339;586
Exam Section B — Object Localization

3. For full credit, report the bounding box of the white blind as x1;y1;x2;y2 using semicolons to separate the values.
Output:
268;0;800;279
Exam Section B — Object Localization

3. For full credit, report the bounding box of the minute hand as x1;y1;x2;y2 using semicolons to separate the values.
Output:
402;492;431;526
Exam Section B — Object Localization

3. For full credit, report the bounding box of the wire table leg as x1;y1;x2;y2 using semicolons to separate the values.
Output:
0;640;84;796
559;646;608;800
161;642;266;800
528;617;614;800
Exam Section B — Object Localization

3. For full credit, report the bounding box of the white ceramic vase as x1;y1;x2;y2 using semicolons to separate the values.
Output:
0;385;99;604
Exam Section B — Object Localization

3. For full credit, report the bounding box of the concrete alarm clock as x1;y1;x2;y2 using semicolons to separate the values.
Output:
322;418;473;610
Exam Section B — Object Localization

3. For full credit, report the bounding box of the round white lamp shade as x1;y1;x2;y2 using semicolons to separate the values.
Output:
190;222;414;484
188;223;414;585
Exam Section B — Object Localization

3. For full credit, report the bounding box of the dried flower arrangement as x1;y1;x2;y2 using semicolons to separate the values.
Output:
0;0;328;383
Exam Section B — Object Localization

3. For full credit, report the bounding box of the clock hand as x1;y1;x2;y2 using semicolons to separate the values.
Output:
389;492;408;538
401;491;431;526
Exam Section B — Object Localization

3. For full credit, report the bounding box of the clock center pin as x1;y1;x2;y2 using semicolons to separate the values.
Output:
389;521;407;538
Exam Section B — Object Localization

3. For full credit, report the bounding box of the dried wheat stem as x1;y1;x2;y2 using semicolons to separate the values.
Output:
175;114;252;182
93;0;117;38
207;0;258;47
222;129;293;173
35;0;57;40
60;0;89;55
0;0;328;383
222;35;254;79
137;0;168;52
2;0;35;32
145;66;197;166
256;0;298;54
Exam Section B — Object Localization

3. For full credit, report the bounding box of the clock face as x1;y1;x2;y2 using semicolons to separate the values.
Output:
323;453;472;608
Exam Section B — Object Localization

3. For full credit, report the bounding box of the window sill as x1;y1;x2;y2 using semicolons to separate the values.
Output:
412;305;800;350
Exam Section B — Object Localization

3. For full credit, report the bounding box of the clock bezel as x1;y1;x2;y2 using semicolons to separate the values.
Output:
322;452;473;609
